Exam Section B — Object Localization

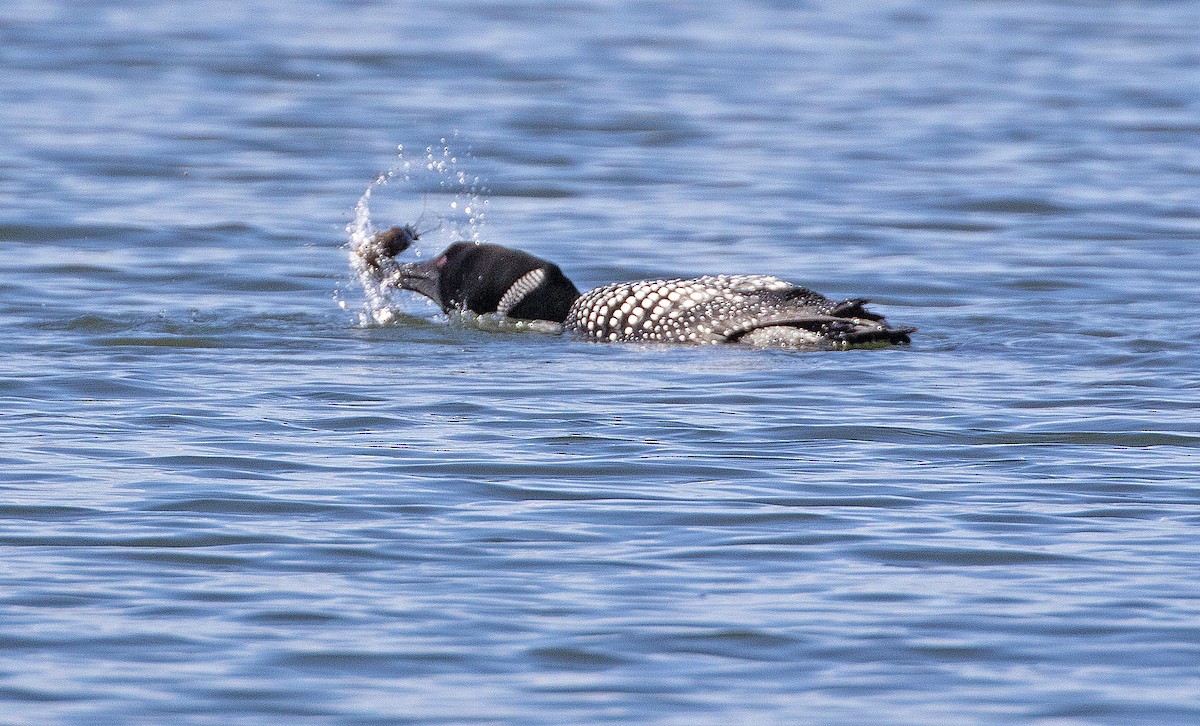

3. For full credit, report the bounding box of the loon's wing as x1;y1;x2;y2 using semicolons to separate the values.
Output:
566;275;912;347
714;287;913;347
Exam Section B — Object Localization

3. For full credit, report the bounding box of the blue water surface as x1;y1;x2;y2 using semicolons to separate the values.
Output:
3;1;1200;723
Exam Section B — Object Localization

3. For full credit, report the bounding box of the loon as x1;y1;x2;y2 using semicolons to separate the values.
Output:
361;225;914;349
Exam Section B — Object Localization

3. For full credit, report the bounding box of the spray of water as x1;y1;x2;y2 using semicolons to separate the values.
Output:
341;139;489;326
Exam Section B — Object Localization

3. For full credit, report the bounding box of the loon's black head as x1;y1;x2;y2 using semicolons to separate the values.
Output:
389;238;581;322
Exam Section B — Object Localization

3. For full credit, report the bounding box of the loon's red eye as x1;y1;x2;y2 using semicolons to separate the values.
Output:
436;256;448;268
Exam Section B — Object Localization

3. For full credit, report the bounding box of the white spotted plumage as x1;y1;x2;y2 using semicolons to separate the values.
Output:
564;274;841;344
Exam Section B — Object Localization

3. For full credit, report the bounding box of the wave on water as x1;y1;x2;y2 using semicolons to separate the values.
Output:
342;139;488;326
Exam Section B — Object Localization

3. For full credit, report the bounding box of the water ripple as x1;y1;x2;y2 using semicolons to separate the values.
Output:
5;0;1200;723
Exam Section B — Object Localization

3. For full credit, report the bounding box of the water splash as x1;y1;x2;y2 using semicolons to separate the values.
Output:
342;138;489;326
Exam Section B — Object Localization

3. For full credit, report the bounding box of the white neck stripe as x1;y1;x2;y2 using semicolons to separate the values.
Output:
496;268;548;316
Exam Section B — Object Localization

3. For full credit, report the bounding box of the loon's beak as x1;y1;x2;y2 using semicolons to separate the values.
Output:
394;258;443;308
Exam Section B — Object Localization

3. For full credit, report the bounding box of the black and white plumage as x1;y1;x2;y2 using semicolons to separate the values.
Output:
565;275;908;346
363;226;579;324
364;226;913;349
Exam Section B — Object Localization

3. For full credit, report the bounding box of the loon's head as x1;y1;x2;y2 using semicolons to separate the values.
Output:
378;231;580;322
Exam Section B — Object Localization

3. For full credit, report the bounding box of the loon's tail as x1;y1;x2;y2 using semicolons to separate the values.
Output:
827;297;915;347
727;292;914;349
806;300;915;348
831;322;916;348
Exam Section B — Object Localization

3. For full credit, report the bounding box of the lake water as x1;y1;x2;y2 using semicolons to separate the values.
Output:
3;0;1200;723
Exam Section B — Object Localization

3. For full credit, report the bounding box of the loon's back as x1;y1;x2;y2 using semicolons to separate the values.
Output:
565;275;912;348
